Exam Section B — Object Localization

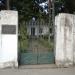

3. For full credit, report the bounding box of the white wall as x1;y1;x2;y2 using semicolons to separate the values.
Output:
41;25;49;35
0;10;18;68
55;13;75;67
27;25;49;36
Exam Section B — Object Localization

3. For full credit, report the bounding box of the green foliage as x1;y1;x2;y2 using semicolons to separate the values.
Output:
38;38;54;51
11;0;40;21
65;0;75;13
11;0;50;22
19;22;29;52
55;0;65;15
55;0;75;13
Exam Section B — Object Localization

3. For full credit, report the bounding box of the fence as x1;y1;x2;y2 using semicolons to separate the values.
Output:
19;19;55;65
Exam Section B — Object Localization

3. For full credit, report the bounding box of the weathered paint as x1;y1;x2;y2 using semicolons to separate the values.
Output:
55;13;75;67
0;10;18;68
0;11;75;68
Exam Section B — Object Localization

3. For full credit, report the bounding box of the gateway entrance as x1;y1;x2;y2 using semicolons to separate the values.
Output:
18;0;55;65
19;20;55;65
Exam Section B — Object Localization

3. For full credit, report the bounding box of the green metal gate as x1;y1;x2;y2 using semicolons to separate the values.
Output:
20;52;54;65
19;20;55;65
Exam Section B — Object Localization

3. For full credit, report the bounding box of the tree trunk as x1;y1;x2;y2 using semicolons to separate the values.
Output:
6;0;10;10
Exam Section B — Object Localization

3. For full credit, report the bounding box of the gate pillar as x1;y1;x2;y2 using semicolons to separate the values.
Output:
55;13;75;67
0;10;18;68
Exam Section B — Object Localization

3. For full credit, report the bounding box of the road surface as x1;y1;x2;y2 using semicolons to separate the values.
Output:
0;66;75;75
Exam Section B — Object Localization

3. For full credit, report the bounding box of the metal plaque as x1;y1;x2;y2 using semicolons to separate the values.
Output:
2;25;16;34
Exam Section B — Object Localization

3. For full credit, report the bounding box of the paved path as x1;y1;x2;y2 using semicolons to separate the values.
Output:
0;67;75;75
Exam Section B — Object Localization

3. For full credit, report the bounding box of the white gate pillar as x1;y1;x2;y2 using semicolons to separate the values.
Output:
55;13;75;67
0;10;18;68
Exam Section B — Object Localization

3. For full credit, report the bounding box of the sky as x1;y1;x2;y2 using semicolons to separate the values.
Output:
35;0;48;14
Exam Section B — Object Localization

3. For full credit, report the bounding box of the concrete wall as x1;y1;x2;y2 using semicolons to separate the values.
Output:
0;10;18;68
1;11;75;68
55;13;75;67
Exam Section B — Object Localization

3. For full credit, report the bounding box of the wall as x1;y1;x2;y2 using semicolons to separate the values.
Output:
55;13;75;67
27;25;49;36
0;10;18;68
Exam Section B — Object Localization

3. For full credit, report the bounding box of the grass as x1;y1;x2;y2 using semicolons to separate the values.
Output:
38;38;54;51
19;37;29;53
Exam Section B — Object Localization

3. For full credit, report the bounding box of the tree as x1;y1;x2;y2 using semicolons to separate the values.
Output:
6;0;10;9
55;0;75;14
11;0;40;21
65;0;75;13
